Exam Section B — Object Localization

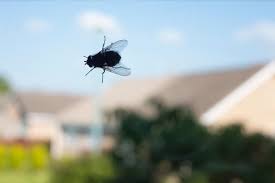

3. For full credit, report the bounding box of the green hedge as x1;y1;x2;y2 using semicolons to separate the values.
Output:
51;154;116;183
0;144;49;170
30;145;49;170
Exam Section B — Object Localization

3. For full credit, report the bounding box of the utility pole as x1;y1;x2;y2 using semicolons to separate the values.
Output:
91;93;104;153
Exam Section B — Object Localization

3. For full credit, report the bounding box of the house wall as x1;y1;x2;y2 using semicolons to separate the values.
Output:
0;99;23;138
61;124;93;156
27;113;58;141
216;77;275;136
24;113;61;158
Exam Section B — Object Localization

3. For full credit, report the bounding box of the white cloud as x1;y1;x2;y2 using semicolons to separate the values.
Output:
235;21;275;44
24;19;51;33
77;11;122;36
157;28;183;45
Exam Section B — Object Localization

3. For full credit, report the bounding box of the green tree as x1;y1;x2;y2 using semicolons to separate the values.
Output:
112;101;275;183
112;102;211;183
0;76;10;93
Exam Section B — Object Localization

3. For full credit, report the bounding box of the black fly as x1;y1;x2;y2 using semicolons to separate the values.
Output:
84;36;131;83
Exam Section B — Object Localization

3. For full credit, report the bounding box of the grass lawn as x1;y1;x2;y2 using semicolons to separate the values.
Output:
0;170;50;183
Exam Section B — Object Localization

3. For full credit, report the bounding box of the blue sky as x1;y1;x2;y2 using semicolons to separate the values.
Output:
1;1;275;94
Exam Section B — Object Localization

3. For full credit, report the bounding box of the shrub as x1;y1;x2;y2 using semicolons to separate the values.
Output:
9;144;26;169
30;144;49;170
0;143;50;170
0;144;8;169
51;154;116;183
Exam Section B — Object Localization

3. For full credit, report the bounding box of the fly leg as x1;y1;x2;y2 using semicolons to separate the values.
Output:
102;68;106;83
85;67;95;76
83;56;88;65
101;36;106;52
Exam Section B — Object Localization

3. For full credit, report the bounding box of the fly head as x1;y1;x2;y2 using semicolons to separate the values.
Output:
84;55;94;68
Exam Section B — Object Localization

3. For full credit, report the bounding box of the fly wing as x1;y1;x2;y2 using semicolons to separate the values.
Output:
104;40;128;53
105;62;131;76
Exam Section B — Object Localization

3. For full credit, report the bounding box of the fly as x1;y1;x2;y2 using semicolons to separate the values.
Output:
84;36;131;83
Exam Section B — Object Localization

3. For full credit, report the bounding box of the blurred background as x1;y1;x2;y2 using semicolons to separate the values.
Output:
1;1;275;183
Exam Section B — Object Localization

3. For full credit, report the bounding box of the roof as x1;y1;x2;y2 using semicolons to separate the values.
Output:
100;63;264;118
17;91;85;114
156;64;264;116
202;61;275;125
57;97;95;124
101;77;174;112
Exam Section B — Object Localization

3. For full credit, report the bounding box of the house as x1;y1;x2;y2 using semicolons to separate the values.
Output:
201;61;275;136
56;96;115;157
18;91;83;141
0;92;86;158
0;91;116;158
0;61;274;157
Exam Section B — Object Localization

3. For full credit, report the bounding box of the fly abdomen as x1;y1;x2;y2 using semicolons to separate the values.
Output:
105;51;121;67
